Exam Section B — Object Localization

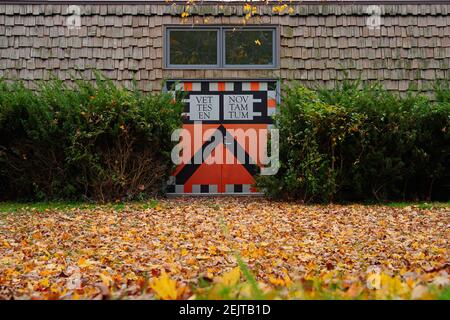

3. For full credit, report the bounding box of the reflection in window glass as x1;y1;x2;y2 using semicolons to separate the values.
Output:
225;30;274;65
169;30;218;65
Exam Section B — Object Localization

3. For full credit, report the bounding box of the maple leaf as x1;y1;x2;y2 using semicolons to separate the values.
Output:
77;257;94;268
150;272;178;300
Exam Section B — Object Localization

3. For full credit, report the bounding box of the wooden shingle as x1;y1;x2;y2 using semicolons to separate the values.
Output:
0;3;448;93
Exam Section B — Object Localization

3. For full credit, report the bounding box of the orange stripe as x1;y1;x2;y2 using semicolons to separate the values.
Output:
268;98;277;108
250;82;259;91
218;82;225;91
184;82;192;91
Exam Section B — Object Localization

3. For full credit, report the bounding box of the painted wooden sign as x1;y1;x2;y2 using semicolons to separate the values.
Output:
167;80;278;195
186;95;220;121
223;95;261;121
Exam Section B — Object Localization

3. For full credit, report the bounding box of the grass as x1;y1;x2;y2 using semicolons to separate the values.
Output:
1;200;448;213
0;201;94;213
0;199;161;213
385;201;450;209
437;286;450;300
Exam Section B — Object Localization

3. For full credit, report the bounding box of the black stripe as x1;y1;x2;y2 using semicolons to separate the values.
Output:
225;129;259;177
234;82;243;93
166;185;175;193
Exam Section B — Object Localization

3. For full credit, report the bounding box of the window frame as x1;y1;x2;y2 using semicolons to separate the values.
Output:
164;25;279;69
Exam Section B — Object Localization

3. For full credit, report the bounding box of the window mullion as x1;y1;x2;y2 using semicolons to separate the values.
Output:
219;27;223;68
273;29;276;67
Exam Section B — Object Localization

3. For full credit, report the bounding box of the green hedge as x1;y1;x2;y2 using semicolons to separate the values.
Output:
1;75;449;203
258;80;450;202
0;75;182;202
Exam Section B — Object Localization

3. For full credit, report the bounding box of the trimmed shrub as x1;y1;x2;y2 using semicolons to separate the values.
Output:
258;79;450;202
0;75;182;202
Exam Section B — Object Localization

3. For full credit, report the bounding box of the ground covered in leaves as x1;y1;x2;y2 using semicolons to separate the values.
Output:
0;198;448;300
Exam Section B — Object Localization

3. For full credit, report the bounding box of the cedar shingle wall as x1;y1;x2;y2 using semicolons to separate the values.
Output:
0;3;449;93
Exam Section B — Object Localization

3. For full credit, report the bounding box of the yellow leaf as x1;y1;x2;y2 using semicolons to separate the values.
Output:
269;276;285;287
219;267;241;287
150;272;178;300
77;257;94;268
208;245;217;255
254;39;262;46
99;273;113;286
125;272;138;281
39;278;50;288
181;248;188;256
39;269;53;277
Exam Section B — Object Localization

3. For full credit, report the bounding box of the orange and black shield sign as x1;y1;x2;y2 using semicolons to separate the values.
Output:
167;80;278;194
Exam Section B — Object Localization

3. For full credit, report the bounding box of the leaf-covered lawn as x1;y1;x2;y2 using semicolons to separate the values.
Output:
0;198;448;300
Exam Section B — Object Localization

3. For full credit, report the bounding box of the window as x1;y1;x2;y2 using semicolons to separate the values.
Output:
225;30;274;66
165;26;277;69
168;29;218;66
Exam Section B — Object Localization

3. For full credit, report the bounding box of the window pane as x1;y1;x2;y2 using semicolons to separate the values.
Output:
225;30;274;65
169;30;217;65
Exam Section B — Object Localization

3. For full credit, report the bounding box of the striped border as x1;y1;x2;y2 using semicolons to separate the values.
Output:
267;89;277;116
167;184;222;194
225;184;255;193
242;82;268;92
175;82;202;92
167;184;257;194
209;82;235;92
